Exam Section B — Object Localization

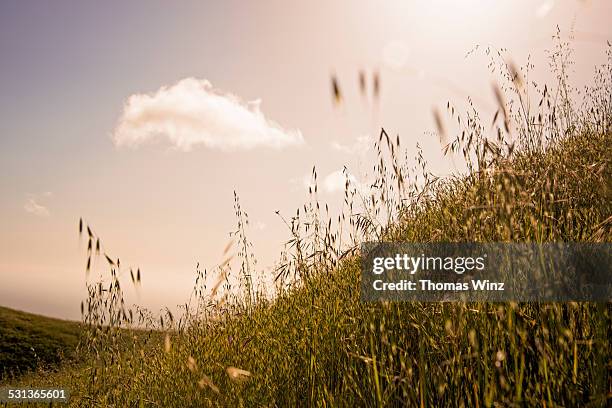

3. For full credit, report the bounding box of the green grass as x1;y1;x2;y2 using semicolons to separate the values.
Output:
107;131;609;407
4;41;611;407
0;306;82;380
9;130;609;407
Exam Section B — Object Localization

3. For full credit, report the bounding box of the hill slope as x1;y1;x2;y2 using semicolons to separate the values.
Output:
168;131;610;406
0;306;81;379
39;130;608;407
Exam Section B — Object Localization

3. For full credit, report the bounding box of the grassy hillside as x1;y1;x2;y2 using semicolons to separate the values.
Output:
0;306;81;380
11;45;612;406
110;131;609;407
15;130;609;407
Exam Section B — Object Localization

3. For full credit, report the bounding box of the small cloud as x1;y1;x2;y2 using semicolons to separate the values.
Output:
291;169;367;194
331;134;372;156
536;0;554;18
112;78;304;152
24;195;50;217
254;221;266;231
323;169;367;194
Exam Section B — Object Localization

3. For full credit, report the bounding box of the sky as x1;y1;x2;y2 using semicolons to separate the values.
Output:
1;0;610;319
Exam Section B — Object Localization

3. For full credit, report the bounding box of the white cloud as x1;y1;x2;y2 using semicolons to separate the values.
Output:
112;78;304;152
331;134;372;156
323;169;366;194
536;0;554;18
24;195;50;217
291;169;367;194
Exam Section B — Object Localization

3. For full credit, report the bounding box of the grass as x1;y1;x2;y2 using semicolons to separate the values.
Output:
0;306;81;381
3;38;611;407
67;131;608;407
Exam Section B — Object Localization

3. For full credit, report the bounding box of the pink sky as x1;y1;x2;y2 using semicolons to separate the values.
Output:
1;0;610;319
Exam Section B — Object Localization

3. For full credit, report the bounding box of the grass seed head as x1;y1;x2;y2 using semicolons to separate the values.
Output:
226;366;251;383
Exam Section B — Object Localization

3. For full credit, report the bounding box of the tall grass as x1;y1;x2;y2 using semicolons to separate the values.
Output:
10;38;611;407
